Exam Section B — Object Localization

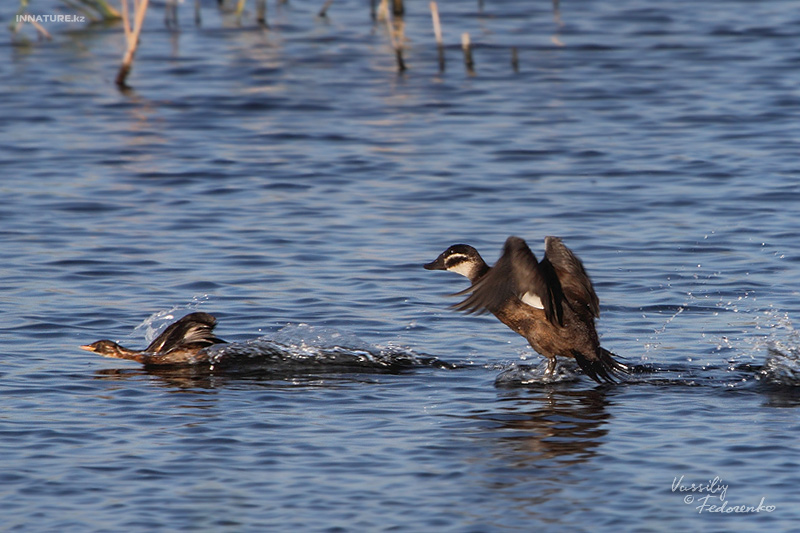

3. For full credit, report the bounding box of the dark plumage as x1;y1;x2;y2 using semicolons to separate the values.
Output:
424;236;626;383
80;312;227;366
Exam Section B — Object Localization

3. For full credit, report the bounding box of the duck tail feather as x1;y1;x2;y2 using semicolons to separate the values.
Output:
571;348;628;384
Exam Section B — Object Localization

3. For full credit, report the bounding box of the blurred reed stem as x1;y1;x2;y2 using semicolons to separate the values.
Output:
79;0;121;19
10;0;50;38
429;1;444;72
116;0;149;88
461;32;474;74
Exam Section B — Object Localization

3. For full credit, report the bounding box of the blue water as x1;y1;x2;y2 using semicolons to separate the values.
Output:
3;0;800;530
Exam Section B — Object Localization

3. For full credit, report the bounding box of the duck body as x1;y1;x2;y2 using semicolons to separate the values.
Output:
81;312;227;366
424;236;626;383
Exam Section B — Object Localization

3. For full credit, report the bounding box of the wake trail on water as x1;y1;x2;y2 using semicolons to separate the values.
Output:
206;323;452;373
122;299;800;389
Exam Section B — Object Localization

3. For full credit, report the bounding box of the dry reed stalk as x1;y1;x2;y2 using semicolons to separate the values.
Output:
164;0;178;29
461;32;474;73
429;1;444;71
256;0;267;25
115;0;150;88
10;0;51;40
61;0;97;22
85;0;122;19
553;0;563;27
318;0;334;17
20;18;53;40
551;0;564;46
391;0;403;17
429;2;442;44
385;14;406;72
376;0;389;22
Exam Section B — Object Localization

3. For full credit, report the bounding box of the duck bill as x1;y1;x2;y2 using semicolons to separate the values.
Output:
79;345;96;353
423;255;447;270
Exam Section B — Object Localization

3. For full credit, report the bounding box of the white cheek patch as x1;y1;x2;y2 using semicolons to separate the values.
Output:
445;254;472;278
520;292;544;309
448;261;474;278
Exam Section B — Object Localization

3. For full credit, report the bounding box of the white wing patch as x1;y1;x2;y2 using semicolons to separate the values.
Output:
520;292;544;309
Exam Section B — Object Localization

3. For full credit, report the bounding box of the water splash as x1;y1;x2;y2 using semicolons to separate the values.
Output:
270;323;375;354
494;359;581;387
132;295;212;343
207;323;452;372
760;346;800;386
754;316;800;386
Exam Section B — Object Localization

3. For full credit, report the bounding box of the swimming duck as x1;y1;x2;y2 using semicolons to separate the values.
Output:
424;236;626;383
80;312;227;366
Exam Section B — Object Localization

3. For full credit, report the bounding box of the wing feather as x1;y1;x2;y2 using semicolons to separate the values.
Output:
452;236;565;326
544;236;600;318
145;312;225;353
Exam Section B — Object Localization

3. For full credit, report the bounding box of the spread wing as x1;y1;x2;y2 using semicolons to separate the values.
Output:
452;236;565;326
145;312;226;353
544;236;599;318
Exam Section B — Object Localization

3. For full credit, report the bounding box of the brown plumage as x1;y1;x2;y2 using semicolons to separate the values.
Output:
424;236;626;383
80;312;227;366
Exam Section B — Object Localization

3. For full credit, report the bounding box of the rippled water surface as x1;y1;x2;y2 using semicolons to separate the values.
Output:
3;0;800;530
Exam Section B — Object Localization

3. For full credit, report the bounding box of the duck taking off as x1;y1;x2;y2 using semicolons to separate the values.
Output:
80;312;227;366
424;236;626;383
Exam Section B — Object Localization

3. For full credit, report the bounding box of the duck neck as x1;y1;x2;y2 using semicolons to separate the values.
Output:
106;344;145;361
467;260;490;283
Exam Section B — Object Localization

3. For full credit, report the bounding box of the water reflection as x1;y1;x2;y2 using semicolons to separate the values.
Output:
459;387;613;523
477;387;612;466
759;385;800;408
94;366;230;390
92;363;430;390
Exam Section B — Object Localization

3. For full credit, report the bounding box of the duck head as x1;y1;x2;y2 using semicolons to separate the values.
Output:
80;340;133;359
424;244;489;282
